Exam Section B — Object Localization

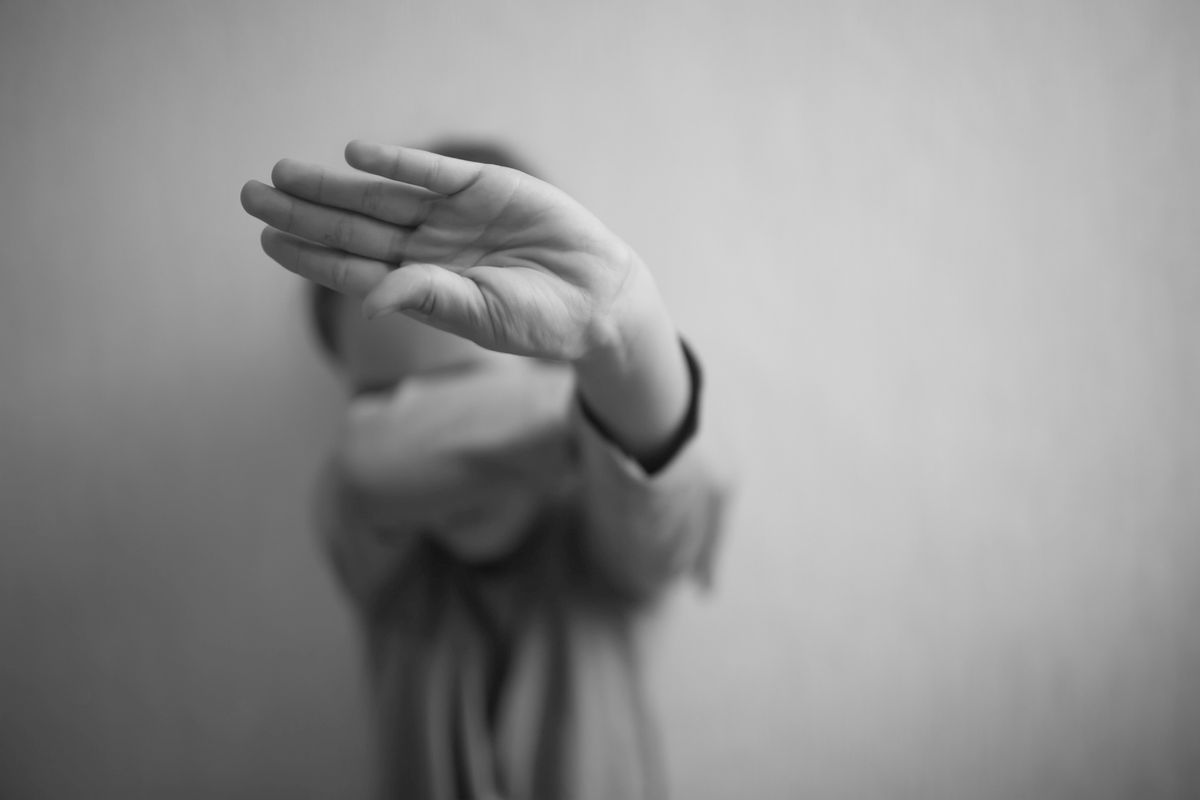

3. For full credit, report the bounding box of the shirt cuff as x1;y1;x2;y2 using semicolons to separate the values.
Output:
575;338;703;477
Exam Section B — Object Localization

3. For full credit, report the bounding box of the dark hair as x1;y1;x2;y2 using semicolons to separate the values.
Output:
308;139;539;361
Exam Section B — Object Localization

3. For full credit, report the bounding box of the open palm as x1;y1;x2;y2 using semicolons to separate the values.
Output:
241;141;638;361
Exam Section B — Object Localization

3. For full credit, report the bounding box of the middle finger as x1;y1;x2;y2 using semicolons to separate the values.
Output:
271;158;436;228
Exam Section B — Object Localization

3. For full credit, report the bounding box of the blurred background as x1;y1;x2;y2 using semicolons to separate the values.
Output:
1;1;1197;798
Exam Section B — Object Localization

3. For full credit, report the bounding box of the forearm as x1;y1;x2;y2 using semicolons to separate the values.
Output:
574;255;691;471
573;337;729;602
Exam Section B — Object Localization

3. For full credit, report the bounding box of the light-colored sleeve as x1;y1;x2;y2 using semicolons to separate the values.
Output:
313;459;425;613
316;362;579;609
572;344;732;604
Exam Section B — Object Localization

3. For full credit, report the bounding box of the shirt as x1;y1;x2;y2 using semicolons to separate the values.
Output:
316;345;728;800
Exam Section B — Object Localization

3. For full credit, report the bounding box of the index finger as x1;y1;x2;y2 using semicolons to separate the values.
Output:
345;141;484;195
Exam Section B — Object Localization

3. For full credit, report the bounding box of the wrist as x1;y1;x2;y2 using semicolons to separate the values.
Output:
574;253;691;466
578;249;672;375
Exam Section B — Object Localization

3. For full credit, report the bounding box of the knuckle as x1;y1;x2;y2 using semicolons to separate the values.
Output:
329;215;353;249
281;198;297;233
418;288;437;317
362;180;382;215
387;228;408;263
425;157;442;191
330;255;350;293
417;270;438;316
414;197;433;226
313;168;326;202
289;241;313;278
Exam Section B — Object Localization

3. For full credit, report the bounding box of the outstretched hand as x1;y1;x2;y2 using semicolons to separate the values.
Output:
240;141;645;363
242;140;693;466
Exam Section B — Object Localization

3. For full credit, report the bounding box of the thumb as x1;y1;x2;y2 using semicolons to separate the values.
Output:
362;262;492;340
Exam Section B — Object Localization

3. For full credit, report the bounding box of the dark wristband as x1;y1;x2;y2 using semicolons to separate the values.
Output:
577;338;703;476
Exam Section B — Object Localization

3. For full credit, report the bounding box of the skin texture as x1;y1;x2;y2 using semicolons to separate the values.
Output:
241;140;690;467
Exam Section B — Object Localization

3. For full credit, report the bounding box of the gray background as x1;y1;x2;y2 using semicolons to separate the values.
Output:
2;0;1197;798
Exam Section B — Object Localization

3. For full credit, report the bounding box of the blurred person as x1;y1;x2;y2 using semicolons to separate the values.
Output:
240;139;729;800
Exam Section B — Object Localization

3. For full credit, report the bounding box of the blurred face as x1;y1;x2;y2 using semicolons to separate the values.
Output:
330;295;507;394
328;294;561;561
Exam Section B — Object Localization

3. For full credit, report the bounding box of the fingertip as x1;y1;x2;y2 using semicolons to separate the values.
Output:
270;158;297;187
361;282;397;319
239;179;261;212
259;225;294;258
344;139;370;164
362;299;395;321
363;268;415;318
258;226;277;254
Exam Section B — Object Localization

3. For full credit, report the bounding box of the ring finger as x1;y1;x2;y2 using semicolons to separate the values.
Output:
260;228;392;297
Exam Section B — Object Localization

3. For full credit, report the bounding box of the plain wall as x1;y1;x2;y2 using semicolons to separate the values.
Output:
1;1;1197;798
